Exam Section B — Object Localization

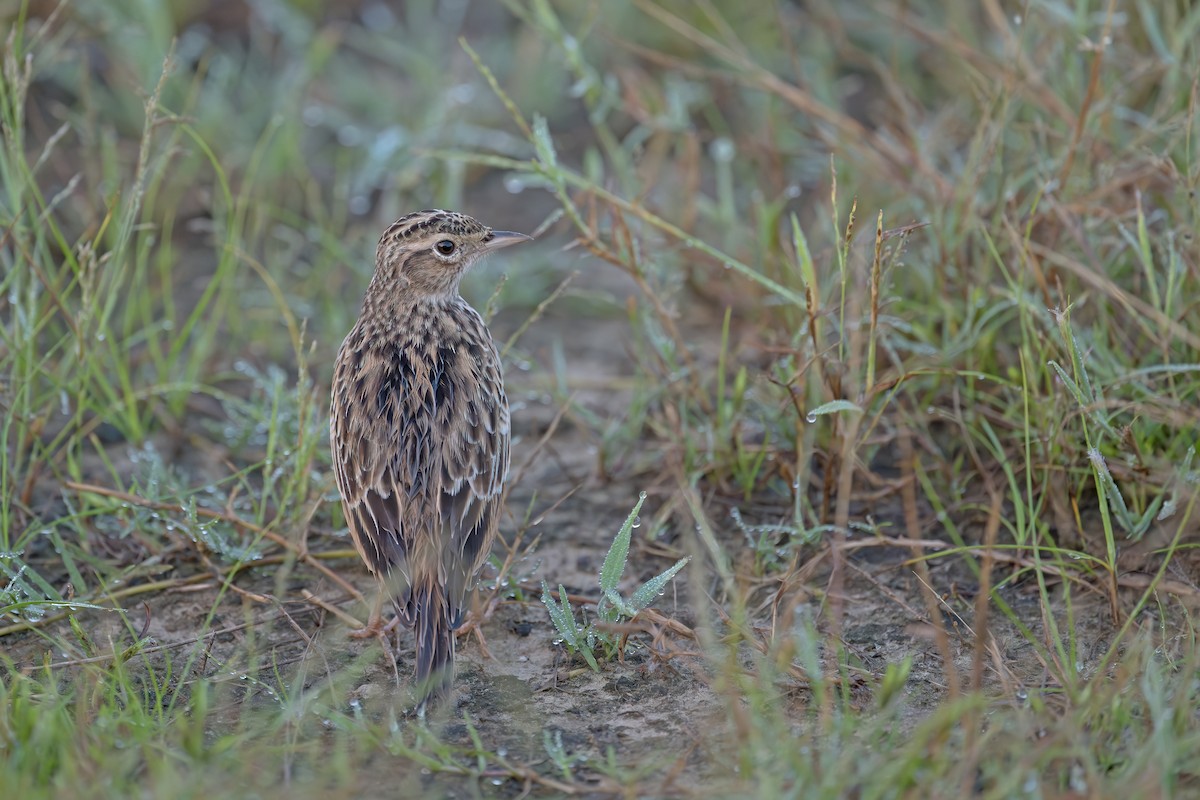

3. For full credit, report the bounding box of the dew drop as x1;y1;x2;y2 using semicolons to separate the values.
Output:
710;137;735;162
301;105;325;126
360;1;397;30
447;84;475;104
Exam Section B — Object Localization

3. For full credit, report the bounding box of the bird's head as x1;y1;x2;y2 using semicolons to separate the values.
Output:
372;209;531;301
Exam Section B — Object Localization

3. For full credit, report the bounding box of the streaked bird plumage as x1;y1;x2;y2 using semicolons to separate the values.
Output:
330;210;528;708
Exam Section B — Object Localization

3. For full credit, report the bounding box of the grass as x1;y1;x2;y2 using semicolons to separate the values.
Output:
2;0;1200;797
541;491;689;671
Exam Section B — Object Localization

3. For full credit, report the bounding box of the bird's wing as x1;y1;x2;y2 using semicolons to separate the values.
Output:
434;338;510;615
330;339;427;595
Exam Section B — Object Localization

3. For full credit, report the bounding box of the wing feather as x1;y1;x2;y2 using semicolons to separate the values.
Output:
331;335;417;590
434;313;509;617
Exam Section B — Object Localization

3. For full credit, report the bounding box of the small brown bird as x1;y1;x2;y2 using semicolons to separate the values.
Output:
330;209;530;708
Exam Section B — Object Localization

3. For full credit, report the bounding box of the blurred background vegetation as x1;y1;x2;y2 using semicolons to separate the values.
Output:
2;0;1199;797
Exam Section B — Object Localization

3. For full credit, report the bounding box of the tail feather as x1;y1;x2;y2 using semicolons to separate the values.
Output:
405;584;456;710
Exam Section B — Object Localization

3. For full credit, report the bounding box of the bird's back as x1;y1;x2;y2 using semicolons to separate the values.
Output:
330;297;509;702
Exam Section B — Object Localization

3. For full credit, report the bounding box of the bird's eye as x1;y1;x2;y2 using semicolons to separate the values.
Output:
435;240;456;255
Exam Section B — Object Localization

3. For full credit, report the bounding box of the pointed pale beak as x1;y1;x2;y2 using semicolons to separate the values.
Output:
484;230;533;251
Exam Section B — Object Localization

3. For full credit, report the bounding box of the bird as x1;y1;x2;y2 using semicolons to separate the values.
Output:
329;209;530;709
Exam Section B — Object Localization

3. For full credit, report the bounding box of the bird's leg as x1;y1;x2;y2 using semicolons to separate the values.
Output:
349;591;400;639
454;591;502;660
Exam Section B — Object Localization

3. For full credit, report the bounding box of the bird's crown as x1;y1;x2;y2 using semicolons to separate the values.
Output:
380;210;489;245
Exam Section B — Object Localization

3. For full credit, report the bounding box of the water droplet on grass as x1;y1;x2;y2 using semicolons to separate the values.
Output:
361;1;397;30
301;105;324;126
448;84;475;104
710;137;735;162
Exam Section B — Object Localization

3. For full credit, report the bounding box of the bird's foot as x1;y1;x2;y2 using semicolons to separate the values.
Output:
455;594;501;660
348;608;401;639
348;607;404;685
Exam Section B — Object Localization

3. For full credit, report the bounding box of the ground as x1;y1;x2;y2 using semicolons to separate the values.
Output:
3;1;1199;798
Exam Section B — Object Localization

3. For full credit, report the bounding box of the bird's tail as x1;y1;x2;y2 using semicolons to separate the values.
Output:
406;582;456;711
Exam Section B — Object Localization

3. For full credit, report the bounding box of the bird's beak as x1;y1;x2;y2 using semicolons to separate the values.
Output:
484;230;533;251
